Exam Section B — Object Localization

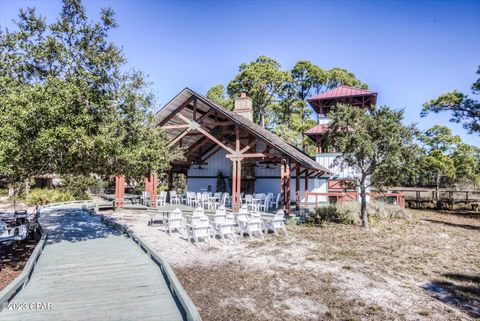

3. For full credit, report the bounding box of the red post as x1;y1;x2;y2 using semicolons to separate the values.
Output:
280;161;285;211
237;159;242;209
115;175;125;207
151;173;158;208
232;160;237;210
285;161;291;215
295;167;300;210
304;169;309;208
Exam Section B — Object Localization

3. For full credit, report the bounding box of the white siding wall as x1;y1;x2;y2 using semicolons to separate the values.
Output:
186;146;328;203
316;153;360;179
317;117;330;125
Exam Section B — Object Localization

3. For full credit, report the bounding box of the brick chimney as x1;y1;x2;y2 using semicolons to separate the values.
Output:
233;92;253;121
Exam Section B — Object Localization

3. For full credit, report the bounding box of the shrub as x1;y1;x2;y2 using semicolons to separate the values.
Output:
26;188;75;205
0;188;8;197
315;205;341;225
312;201;409;226
61;175;99;199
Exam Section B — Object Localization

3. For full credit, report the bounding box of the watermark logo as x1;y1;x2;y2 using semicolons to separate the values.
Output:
0;302;53;311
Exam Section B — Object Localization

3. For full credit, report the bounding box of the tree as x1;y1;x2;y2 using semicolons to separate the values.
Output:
451;143;480;186
206;84;233;110
326;104;416;228
289;61;325;150
227;56;288;128
419;125;460;195
0;0;180;187
422;66;480;134
209;57;365;154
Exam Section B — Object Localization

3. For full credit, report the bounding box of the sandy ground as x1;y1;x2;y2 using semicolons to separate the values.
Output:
102;207;479;321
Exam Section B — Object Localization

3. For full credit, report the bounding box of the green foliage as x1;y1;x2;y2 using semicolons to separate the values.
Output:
206;85;233;110
314;205;341;225
209;56;364;154
26;188;76;205
0;0;181;185
422;66;480;134
452;144;480;185
61;175;100;199
227;56;287;128
414;126;480;188
308;202;408;227
326;104;416;227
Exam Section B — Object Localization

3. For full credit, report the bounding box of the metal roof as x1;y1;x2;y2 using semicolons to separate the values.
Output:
305;124;330;136
307;85;377;114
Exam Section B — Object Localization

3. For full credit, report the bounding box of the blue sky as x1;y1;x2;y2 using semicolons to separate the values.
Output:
1;0;479;146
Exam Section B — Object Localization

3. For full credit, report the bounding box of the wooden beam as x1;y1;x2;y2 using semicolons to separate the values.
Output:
177;113;235;153
193;98;197;121
161;124;190;130
235;126;240;152
184;137;210;156
201;121;234;127
158;96;195;126
168;128;190;147
196;127;235;153
240;139;257;154
201;145;222;162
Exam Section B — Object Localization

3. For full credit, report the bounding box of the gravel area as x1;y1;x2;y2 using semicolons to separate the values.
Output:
102;207;479;321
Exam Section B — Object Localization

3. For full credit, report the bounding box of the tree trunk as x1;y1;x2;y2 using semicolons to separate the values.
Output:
360;183;368;228
435;171;441;200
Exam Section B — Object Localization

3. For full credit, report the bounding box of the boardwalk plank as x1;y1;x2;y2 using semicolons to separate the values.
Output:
0;208;184;321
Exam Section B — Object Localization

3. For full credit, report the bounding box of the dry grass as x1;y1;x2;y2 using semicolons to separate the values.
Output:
107;207;480;321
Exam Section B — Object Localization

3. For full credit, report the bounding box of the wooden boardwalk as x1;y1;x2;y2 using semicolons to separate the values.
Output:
1;207;185;321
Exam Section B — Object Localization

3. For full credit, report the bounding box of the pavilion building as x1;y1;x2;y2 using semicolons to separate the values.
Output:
154;88;331;212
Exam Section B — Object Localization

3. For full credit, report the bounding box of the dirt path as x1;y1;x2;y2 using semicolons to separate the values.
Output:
105;208;479;321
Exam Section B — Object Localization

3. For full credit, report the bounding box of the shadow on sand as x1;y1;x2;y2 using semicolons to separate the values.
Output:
41;208;123;244
423;273;480;318
421;218;480;231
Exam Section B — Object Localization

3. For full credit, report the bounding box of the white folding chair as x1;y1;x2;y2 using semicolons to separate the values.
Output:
258;195;271;212
169;191;180;204
185;207;211;245
210;206;237;243
263;209;288;236
164;208;184;237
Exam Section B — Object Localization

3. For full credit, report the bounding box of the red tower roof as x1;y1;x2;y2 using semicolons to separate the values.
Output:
307;85;377;114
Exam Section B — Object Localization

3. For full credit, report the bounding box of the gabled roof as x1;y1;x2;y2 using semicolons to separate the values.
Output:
308;85;376;100
307;85;377;114
155;88;331;175
305;124;330;136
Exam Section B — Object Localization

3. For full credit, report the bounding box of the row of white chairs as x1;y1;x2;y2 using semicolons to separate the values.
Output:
141;190;283;211
156;205;287;246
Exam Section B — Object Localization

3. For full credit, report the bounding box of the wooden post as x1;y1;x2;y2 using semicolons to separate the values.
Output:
237;159;242;208
232;159;237;210
151;173;158;208
167;170;173;203
280;160;285;211
304;169;309;208
295;166;300;211
115;175;125;207
286;160;291;215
